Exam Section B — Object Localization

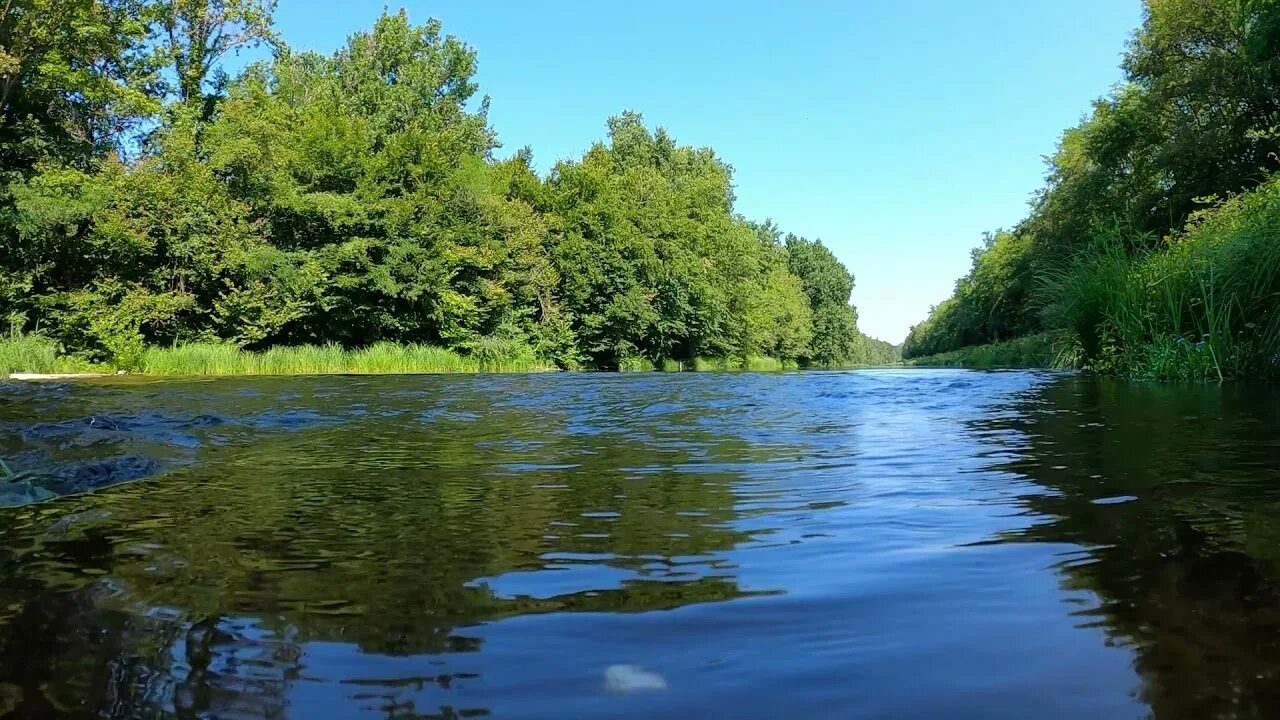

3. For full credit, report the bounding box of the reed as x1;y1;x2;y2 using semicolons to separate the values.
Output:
0;334;98;376
1036;177;1280;381
618;355;800;372
743;355;795;371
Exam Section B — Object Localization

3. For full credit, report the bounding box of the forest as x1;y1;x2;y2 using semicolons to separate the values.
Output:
0;0;897;375
903;0;1280;381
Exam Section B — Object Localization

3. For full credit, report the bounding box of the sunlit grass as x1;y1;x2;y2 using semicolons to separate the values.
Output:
0;339;555;377
5;339;885;378
136;342;557;376
0;334;100;376
1037;177;1280;381
743;355;795;371
618;355;800;372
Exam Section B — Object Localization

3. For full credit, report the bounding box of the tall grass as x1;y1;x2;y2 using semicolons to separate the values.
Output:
616;356;656;372
0;334;62;375
136;341;556;376
1039;177;1280;381
458;335;546;372
0;334;99;376
618;355;801;372
0;339;555;377
743;355;796;371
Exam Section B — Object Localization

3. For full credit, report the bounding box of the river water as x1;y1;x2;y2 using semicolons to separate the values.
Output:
1;369;1278;719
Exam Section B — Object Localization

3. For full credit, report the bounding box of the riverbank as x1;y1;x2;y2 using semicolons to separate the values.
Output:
905;173;1280;381
0;336;556;377
2;335;876;378
900;3;1280;384
906;333;1073;370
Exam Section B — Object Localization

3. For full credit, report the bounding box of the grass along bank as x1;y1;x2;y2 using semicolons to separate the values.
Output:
618;355;800;372
2;335;892;377
2;336;554;377
898;3;1280;384
1038;177;1280;382
0;334;103;376
907;333;1075;370
908;172;1280;382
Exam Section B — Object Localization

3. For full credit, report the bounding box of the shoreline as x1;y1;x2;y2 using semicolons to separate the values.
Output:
905;334;1072;371
8;373;112;381
6;365;907;381
3;338;903;380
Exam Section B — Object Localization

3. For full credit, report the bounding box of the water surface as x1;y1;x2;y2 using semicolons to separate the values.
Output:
1;369;1279;719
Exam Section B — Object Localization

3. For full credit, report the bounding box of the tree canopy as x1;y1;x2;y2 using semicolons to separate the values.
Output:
0;2;894;370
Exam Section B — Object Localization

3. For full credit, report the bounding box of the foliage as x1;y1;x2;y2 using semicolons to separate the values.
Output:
905;0;1280;380
846;332;902;366
146;0;278;104
544;114;822;367
1041;176;1280;381
0;0;158;173
784;234;866;365
0;8;894;374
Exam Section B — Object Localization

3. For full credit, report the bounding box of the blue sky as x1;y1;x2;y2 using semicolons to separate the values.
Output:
253;0;1143;343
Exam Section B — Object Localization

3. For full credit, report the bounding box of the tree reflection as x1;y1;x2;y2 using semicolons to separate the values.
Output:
991;377;1280;720
0;375;804;718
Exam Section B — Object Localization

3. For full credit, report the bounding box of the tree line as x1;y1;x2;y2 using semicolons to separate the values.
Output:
0;1;897;371
904;0;1280;380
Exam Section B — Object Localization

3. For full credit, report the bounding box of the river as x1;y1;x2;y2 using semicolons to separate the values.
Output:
1;369;1278;719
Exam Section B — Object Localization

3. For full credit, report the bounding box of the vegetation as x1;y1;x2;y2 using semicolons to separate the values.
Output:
906;333;1072;370
136;341;553;375
0;1;894;376
0;331;99;376
904;0;1280;381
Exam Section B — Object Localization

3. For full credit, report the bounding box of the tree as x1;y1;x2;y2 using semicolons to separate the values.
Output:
548;112;742;365
784;234;867;365
1;0;159;333
907;0;1280;360
0;0;156;172
1;8;890;370
147;0;277;105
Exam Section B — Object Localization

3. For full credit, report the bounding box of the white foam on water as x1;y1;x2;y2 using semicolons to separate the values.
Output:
604;664;668;693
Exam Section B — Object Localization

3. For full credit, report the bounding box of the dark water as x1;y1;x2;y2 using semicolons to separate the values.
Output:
1;370;1279;719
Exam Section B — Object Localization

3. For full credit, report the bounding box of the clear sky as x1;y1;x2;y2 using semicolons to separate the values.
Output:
253;0;1144;343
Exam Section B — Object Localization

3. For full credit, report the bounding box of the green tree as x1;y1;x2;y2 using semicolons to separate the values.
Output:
146;0;278;105
907;0;1280;362
548;112;747;365
0;7;892;371
784;234;866;365
0;0;156;172
1;0;158;334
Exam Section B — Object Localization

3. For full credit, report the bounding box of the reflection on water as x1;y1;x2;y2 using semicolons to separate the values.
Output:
0;370;1278;718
